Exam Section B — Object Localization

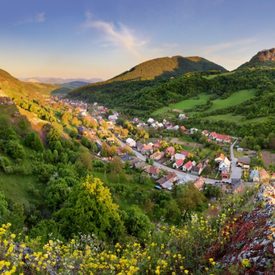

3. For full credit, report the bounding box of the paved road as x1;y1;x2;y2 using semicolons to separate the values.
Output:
230;140;242;182
118;139;217;184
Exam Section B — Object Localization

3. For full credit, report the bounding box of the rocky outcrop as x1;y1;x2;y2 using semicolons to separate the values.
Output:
207;182;275;273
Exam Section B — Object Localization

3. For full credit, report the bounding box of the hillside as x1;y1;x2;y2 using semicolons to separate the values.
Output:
0;69;57;99
51;81;90;96
110;55;227;81
238;47;275;69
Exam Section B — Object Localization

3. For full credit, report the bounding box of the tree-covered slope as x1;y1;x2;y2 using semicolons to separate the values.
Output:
110;55;227;81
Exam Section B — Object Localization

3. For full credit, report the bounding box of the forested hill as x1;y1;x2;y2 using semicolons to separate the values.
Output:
110;55;227;81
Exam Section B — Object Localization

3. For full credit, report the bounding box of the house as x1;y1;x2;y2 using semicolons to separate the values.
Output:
172;153;186;162
180;126;187;133
150;151;165;161
259;169;270;184
219;157;231;171
157;172;178;190
194;177;205;190
173;159;184;169
182;161;193;172
209;132;232;143
147;118;155;124
146;166;160;179
126;138;136;148
165;146;175;157
178;113;187;120
141;144;153;155
250;170;260;182
201;130;209;137
191;163;204;176
237;157;251;169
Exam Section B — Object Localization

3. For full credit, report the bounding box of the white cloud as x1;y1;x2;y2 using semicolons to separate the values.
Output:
83;12;147;57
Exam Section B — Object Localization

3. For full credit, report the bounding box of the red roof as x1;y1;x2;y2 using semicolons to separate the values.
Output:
149;166;160;175
184;160;193;170
175;159;184;167
166;146;175;155
210;132;232;142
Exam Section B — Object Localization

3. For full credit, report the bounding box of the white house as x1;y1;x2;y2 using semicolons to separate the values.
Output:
147;118;155;124
108;114;118;122
126;138;136;148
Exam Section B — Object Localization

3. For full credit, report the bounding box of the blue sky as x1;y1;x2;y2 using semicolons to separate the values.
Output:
0;0;275;79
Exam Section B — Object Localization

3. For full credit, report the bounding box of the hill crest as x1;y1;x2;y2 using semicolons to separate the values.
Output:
110;55;227;82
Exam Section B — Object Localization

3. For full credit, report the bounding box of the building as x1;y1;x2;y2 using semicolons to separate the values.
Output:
173;159;184;169
250;170;260;182
150;151;165;161
182;161;193;172
126;138;136;148
237;157;251;169
194;177;205;190
165;146;175;157
191;163;204;176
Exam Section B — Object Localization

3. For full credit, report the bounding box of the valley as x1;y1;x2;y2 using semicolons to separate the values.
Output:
0;46;274;274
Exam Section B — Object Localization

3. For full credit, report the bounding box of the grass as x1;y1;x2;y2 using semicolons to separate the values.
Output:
152;94;210;115
0;173;42;207
208;89;256;111
203;114;269;125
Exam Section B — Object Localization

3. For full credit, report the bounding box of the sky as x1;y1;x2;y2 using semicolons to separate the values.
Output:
0;0;275;80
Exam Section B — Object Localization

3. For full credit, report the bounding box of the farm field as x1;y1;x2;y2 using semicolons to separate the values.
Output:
152;89;256;117
152;94;210;115
207;89;256;111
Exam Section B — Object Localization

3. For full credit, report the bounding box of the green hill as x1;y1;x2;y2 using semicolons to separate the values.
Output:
110;55;227;81
238;47;275;69
0;69;57;99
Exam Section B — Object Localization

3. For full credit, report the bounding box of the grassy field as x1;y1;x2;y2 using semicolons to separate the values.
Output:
208;89;256;111
152;94;210;115
0;173;42;207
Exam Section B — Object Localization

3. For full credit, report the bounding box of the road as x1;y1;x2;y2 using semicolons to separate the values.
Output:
118;139;217;184
230;139;242;182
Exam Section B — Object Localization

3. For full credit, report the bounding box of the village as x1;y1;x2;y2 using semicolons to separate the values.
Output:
51;97;275;194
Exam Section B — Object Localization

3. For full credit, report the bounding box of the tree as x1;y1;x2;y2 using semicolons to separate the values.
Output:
173;183;207;222
56;177;125;241
123;206;152;240
24;132;43;151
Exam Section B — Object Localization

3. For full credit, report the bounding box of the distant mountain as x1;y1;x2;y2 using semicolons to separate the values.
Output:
238;48;275;69
110;55;227;82
52;81;91;96
21;77;102;84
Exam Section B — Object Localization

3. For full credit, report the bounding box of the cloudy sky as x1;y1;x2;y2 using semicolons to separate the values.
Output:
0;0;275;79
